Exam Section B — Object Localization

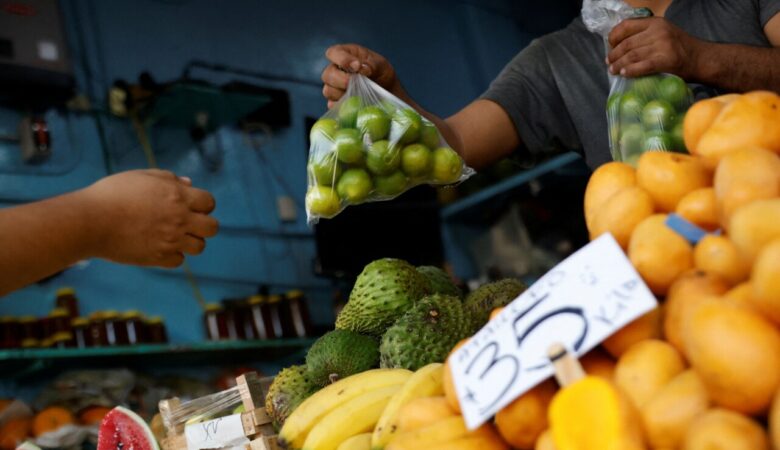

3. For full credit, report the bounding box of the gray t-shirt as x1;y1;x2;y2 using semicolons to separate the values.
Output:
482;0;780;169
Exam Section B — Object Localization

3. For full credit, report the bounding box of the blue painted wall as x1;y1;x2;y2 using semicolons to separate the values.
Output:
0;0;578;342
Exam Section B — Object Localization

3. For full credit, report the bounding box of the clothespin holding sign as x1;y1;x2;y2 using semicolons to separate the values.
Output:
548;343;586;387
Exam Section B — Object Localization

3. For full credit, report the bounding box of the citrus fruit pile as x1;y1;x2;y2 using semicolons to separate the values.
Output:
608;74;693;166
306;76;471;222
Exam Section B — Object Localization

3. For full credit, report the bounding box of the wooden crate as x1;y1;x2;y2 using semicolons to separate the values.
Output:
159;371;278;450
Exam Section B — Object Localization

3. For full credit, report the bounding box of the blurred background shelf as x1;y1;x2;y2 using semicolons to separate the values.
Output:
0;338;316;378
441;152;583;221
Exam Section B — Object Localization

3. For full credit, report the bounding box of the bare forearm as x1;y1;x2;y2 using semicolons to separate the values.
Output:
0;190;101;296
693;41;780;93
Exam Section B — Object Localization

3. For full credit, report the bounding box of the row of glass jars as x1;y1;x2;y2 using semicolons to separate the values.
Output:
1;310;168;349
204;290;313;341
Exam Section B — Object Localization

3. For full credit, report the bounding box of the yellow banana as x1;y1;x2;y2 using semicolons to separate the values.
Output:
337;433;372;450
279;368;412;449
371;363;444;449
385;416;472;450
302;385;400;450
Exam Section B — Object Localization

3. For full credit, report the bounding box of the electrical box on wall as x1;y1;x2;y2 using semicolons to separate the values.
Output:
0;0;75;108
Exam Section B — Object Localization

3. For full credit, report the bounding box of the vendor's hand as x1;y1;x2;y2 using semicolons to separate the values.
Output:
607;17;702;79
322;44;402;108
82;169;218;268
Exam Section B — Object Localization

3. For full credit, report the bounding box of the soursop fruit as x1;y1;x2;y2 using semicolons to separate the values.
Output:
336;258;429;336
380;294;471;371
416;265;461;297
265;365;318;429
305;329;379;386
464;278;528;331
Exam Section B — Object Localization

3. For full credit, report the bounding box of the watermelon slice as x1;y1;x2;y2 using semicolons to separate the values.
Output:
97;406;160;450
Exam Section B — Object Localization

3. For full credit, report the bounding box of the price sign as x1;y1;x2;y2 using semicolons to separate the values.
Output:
185;413;249;450
450;234;658;429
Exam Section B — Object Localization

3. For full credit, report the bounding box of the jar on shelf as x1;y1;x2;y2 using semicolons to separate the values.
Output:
204;303;228;341
47;308;71;339
286;290;314;338
267;294;296;339
18;316;41;347
88;312;108;347
55;287;79;318
146;316;168;344
71;317;89;349
103;310;129;346
248;295;274;340
122;311;145;345
51;331;74;349
221;298;247;340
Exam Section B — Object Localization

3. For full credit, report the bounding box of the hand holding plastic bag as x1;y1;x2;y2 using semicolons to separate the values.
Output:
306;74;474;224
583;0;693;165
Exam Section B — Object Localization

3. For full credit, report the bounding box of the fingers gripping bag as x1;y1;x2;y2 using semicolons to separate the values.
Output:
582;0;694;166
306;74;474;224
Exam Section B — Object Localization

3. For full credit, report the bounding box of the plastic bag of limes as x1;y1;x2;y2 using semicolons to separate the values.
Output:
306;74;474;224
607;74;692;165
582;0;694;166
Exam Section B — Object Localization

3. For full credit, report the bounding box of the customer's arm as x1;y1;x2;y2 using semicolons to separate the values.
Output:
0;169;218;296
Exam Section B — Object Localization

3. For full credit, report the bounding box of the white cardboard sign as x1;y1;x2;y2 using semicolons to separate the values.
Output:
185;413;250;450
450;234;658;429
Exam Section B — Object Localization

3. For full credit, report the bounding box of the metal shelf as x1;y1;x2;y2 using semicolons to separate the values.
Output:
440;152;582;220
0;338;315;378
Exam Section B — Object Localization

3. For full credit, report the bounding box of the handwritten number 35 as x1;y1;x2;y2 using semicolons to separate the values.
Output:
465;307;588;414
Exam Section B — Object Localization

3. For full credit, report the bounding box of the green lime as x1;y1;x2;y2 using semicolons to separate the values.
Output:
657;75;691;111
630;75;661;101
619;92;645;124
333;128;364;164
641;99;676;132
380;99;398;115
306;186;341;217
643;130;674;151
607;93;621;119
609;123;620;146
309;152;342;186
401;143;432;177
374;171;408;197
431;147;463;184
336;168;373;204
357;105;390;141
671;121;687;152
338;96;363;128
619;123;645;159
309;118;339;143
420;121;440;149
390;108;423;145
366;140;400;175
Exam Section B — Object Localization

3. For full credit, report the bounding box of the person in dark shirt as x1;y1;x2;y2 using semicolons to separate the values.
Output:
320;0;780;169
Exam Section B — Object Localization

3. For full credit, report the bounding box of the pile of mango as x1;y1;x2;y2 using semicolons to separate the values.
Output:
435;91;780;450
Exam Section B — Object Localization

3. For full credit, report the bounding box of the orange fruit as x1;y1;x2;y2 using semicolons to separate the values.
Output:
636;151;711;212
589;186;655;250
495;379;556;450
713;147;780;228
693;235;750;286
489;307;504;321
602;307;663;358
32;406;75;437
628;214;694;295
583;162;636;232
79;405;112;426
580;347;616;380
675;187;719;231
0;418;31;450
684;96;735;155
443;339;469;414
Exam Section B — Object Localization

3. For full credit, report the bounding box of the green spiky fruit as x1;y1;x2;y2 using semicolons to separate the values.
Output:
305;330;379;386
416;266;461;298
265;365;318;429
336;258;429;336
463;279;528;332
379;294;471;371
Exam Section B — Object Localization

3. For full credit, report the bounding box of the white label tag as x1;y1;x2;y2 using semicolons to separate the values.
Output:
185;413;249;450
451;234;658;429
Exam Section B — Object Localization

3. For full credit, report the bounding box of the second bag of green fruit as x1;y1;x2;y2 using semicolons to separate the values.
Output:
306;74;474;223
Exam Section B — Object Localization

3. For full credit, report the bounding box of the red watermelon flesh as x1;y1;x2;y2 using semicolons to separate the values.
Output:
97;406;159;450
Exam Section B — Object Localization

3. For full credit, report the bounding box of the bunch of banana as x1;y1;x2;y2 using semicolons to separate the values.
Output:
278;368;412;450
